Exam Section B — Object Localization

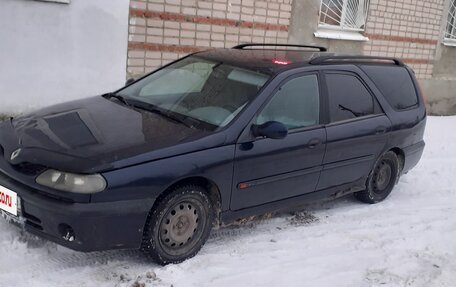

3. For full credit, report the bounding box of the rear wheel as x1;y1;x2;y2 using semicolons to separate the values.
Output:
141;185;214;265
355;151;399;204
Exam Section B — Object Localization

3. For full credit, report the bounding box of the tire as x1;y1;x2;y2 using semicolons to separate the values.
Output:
355;151;399;204
141;184;214;265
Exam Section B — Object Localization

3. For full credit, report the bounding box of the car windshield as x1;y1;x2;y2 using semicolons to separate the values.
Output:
118;56;270;130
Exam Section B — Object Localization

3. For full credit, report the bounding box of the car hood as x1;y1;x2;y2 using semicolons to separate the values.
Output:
0;96;225;173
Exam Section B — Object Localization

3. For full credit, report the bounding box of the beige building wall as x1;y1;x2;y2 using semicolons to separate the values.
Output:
126;0;293;77
363;0;444;80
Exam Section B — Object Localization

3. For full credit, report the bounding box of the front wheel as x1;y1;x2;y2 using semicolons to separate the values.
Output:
355;151;399;204
141;185;214;265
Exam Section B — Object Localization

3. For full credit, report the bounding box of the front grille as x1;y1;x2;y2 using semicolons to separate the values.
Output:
12;163;47;176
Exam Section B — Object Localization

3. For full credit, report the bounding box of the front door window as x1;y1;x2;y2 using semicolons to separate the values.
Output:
256;74;320;130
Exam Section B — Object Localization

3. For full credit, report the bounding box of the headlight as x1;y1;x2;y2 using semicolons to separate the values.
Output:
36;169;106;194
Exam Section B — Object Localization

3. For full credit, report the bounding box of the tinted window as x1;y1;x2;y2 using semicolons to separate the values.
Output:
361;65;418;110
326;73;380;122
256;75;320;130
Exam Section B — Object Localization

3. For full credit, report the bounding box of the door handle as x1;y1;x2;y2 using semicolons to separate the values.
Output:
306;139;321;149
375;126;387;134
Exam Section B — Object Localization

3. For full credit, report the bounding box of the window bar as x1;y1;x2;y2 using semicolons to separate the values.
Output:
319;0;370;31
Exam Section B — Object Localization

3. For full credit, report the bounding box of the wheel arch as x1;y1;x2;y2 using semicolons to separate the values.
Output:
366;147;404;188
154;176;223;227
389;147;405;173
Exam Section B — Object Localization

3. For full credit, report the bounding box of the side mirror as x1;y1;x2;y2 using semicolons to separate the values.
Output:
125;78;135;86
252;121;288;140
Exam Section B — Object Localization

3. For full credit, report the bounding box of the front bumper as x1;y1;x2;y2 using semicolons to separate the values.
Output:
0;170;155;252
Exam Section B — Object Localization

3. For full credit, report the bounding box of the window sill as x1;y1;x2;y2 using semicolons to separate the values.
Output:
443;38;456;47
34;0;70;4
314;28;369;42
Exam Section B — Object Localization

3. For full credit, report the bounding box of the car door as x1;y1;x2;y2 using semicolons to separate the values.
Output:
316;71;392;191
230;73;327;210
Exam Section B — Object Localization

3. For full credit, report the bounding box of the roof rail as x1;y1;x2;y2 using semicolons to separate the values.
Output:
232;43;327;52
310;55;405;66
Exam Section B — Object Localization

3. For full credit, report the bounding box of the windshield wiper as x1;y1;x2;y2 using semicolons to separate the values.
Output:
130;101;197;129
103;93;131;106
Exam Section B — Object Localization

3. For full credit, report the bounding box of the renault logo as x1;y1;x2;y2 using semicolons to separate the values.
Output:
10;149;21;161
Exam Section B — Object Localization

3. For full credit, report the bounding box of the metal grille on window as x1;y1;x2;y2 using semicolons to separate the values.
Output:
319;0;370;31
446;0;456;40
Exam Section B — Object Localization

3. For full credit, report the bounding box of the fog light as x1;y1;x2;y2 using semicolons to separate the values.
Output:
58;223;75;242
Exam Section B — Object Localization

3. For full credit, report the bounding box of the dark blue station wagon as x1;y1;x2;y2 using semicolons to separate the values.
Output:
0;44;426;265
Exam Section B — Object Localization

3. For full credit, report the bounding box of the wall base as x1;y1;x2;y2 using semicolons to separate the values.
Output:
421;79;456;116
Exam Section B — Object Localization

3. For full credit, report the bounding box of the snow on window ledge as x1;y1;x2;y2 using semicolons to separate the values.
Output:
443;38;456;47
314;27;369;42
32;0;70;4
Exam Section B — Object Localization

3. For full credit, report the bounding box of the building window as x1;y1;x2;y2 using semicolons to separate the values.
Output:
314;0;370;41
444;0;456;46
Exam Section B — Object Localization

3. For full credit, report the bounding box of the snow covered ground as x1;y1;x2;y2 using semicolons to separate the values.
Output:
1;116;455;287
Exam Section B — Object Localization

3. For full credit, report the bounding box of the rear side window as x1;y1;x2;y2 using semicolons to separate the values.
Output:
325;73;381;123
361;65;418;110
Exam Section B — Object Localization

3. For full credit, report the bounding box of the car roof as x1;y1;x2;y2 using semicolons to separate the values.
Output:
193;48;334;74
192;47;405;75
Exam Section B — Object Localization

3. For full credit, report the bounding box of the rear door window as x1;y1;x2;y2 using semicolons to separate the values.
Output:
361;65;418;110
325;73;382;123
